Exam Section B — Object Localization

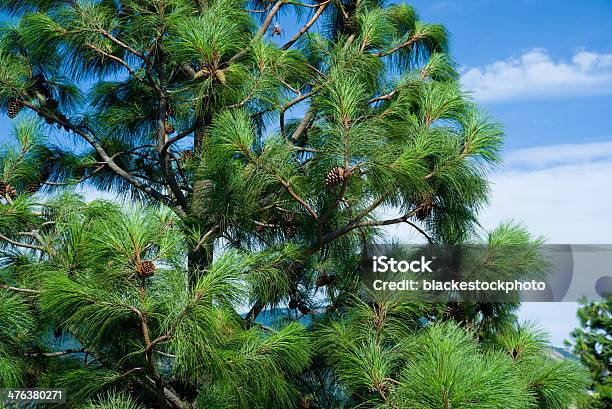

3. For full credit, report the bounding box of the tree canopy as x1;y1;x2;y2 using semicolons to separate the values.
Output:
0;1;592;408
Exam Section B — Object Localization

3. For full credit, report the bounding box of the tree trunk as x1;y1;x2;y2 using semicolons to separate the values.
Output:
187;239;214;289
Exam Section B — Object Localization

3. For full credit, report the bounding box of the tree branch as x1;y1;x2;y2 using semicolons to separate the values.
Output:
369;90;398;104
0;284;41;294
224;0;286;66
136;278;168;409
21;101;181;216
160;126;195;152
0;233;46;252
281;1;330;50
193;224;220;253
27;348;85;358
155;64;188;209
256;0;286;39
42;164;105;186
320;205;425;244
290;109;315;143
375;35;420;58
96;29;160;91
84;43;143;81
404;220;433;244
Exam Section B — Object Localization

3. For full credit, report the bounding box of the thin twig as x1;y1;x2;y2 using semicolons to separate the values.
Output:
0;234;46;252
281;1;330;50
0;284;41;294
27;348;85;357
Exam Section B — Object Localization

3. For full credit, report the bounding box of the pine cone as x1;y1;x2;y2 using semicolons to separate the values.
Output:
325;166;348;188
298;396;314;409
25;182;41;195
297;302;311;315
136;260;156;277
214;70;226;85
316;272;336;287
180;150;194;162
165;122;175;135
414;194;434;221
1;181;17;199
7;98;23;119
284;225;297;238
255;224;265;234
284;212;295;224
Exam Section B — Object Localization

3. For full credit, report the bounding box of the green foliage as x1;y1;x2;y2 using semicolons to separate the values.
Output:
0;1;590;408
317;300;587;409
0;290;35;387
395;322;531;409
567;297;612;408
84;392;146;409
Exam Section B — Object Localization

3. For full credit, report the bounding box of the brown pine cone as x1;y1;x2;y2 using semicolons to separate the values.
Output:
7;98;23;119
165;122;175;135
284;212;295;224
298;396;314;409
136;260;156;277
297;302;311;315
284;225;297;238
316;272;336;287
414;194;434;221
325;166;349;187
214;69;226;85
1;181;17;199
25;182;41;195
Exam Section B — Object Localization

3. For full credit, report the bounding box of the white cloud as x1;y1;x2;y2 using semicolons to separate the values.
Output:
389;139;612;344
480;142;612;242
476;141;612;345
461;49;612;102
504;139;612;169
390;139;612;243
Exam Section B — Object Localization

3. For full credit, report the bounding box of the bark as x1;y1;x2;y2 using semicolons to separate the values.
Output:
187;240;214;288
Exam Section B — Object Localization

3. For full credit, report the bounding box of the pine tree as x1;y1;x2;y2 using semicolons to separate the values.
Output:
0;1;591;408
566;297;612;408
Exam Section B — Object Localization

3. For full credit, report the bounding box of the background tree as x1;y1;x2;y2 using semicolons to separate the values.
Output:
0;1;591;408
566;297;611;408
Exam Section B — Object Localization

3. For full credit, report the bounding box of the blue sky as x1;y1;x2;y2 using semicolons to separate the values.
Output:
412;0;612;150
2;1;612;149
1;1;611;345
